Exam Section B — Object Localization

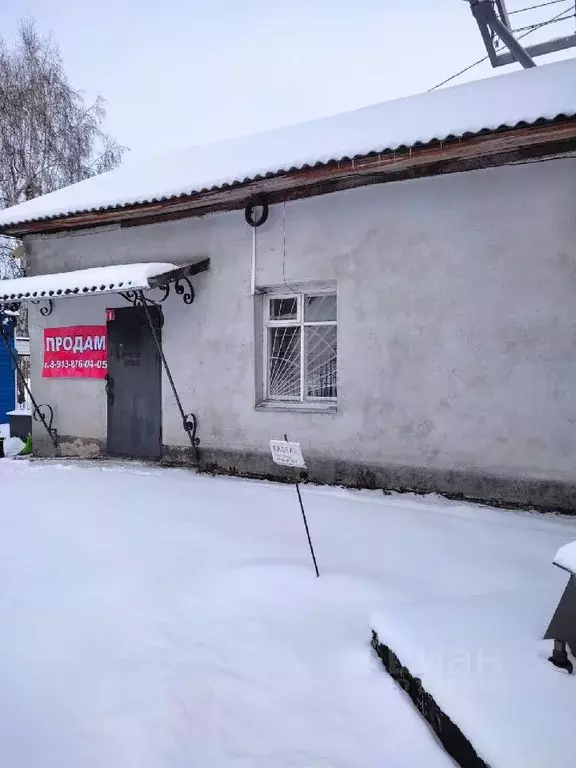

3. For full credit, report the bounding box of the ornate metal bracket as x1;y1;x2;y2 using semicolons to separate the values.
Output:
183;413;200;447
174;276;195;305
33;403;55;433
119;285;169;307
119;276;194;308
138;291;200;462
32;403;58;449
30;298;54;316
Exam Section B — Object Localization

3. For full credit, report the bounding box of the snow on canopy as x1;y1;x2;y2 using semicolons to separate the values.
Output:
0;263;178;303
0;57;575;229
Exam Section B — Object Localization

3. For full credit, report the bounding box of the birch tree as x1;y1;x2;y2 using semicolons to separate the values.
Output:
0;19;126;278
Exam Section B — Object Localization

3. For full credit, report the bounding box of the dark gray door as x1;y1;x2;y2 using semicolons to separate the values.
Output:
106;306;162;459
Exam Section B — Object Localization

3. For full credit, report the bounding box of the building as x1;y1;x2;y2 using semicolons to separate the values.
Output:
0;316;31;436
0;315;15;426
0;59;576;509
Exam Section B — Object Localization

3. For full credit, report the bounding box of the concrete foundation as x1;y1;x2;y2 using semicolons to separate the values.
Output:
34;434;576;513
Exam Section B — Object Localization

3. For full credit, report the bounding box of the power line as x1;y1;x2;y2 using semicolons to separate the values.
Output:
509;0;571;15
513;6;575;32
428;55;490;91
511;3;575;40
428;2;576;91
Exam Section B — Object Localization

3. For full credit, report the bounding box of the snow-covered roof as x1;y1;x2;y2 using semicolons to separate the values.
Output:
1;57;576;230
0;263;178;303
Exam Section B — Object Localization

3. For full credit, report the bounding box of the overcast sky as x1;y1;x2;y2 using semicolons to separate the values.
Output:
1;0;575;158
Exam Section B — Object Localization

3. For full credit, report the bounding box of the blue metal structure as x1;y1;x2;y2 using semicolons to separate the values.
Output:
0;315;15;425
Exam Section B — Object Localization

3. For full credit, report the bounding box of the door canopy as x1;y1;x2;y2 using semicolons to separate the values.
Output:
0;259;210;315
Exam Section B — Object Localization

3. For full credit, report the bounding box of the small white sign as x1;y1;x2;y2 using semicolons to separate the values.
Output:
270;439;306;468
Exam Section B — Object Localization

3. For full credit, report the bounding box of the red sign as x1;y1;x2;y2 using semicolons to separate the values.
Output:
43;326;107;378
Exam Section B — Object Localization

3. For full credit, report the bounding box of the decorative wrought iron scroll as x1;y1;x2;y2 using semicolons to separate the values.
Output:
33;403;58;446
119;284;170;307
120;276;194;308
183;412;200;447
174;277;194;305
30;298;54;316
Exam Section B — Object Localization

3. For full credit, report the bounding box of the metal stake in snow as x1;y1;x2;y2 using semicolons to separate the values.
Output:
270;435;320;578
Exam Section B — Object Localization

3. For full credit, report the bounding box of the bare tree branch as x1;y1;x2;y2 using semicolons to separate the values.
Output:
0;18;127;287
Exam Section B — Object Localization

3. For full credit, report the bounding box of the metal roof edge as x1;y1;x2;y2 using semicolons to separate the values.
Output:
2;114;576;236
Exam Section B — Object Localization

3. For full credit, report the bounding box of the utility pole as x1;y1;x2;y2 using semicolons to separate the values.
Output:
464;0;576;69
468;0;535;68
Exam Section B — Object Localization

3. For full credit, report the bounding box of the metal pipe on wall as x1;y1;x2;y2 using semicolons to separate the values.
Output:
251;225;257;296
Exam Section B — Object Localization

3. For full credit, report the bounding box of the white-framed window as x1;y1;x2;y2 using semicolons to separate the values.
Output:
263;292;337;402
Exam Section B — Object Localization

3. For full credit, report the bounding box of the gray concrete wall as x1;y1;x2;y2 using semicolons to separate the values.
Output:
24;158;576;506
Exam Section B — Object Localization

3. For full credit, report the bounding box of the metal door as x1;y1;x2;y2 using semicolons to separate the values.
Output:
106;306;162;459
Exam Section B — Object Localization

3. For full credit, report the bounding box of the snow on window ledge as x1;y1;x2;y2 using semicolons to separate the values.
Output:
255;401;337;414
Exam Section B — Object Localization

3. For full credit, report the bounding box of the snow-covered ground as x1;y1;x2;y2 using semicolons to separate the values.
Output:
373;588;576;768
0;422;25;456
1;460;575;768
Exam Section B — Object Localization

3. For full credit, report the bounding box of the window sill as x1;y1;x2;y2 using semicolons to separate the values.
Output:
255;401;337;414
